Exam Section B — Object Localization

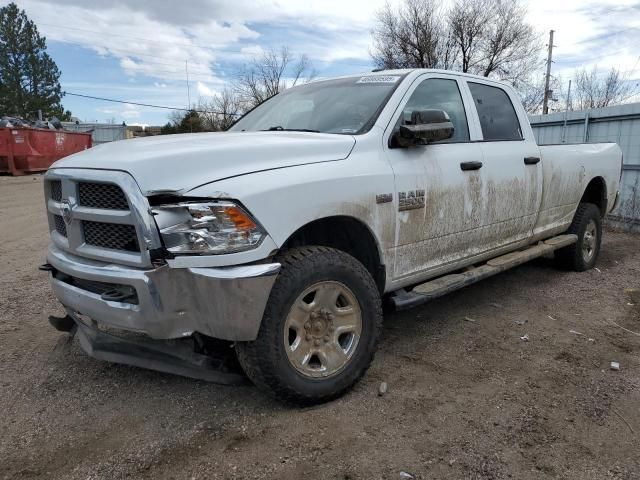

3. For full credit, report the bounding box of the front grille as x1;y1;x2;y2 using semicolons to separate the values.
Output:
82;221;139;252
46;172;151;267
50;180;62;201
54;215;67;237
78;182;129;210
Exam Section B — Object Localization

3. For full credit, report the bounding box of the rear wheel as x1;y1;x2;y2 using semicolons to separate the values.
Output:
236;246;382;405
554;203;602;271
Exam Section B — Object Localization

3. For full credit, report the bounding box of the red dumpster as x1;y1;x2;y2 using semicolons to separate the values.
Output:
0;127;92;176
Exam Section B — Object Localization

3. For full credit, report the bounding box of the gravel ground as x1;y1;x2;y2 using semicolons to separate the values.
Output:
1;174;639;480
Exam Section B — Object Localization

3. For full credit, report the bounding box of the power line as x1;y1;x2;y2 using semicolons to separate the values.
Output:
63;91;242;116
618;89;640;103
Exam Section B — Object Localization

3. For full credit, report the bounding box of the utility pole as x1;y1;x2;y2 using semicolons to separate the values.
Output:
561;79;572;143
542;29;555;115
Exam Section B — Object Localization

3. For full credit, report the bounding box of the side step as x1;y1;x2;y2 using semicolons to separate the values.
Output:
390;234;577;311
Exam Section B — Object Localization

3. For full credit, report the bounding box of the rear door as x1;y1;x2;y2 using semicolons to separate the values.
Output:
464;81;542;250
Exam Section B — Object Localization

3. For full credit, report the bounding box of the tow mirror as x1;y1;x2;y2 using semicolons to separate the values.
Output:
392;109;454;148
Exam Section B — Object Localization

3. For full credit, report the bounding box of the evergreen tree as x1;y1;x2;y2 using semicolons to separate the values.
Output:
177;110;204;133
0;2;68;119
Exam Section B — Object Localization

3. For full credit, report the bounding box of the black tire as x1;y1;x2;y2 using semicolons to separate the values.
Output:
554;203;602;271
235;246;383;405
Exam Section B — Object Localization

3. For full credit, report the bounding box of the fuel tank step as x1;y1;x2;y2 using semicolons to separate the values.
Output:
390;234;577;310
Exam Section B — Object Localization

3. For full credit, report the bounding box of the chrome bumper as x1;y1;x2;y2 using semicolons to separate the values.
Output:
47;244;280;341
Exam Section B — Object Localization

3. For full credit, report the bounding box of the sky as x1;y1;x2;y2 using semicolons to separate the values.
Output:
8;0;640;125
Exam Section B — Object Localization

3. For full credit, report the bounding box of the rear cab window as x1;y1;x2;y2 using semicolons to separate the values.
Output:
468;82;523;141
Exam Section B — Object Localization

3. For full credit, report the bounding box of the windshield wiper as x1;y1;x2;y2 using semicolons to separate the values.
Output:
261;126;321;133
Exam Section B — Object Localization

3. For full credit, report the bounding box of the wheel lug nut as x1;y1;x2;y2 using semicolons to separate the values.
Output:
314;339;321;346
324;335;330;343
304;322;310;330
305;334;312;341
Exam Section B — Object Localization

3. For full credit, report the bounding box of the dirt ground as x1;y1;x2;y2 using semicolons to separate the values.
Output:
1;174;639;480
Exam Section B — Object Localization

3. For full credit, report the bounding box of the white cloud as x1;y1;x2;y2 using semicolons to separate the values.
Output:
196;81;217;97
16;0;640;124
95;107;116;115
240;45;265;57
19;0;260;82
121;103;141;119
527;0;640;75
24;0;639;78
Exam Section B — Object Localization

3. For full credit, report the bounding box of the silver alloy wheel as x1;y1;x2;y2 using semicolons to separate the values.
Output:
284;281;362;379
582;219;598;262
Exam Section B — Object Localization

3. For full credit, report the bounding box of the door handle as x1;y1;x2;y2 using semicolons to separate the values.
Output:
460;161;483;171
524;156;540;165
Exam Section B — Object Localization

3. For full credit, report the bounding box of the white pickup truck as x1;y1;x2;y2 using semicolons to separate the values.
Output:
43;69;622;404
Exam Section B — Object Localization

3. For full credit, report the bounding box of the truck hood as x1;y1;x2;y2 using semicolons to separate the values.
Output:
52;131;356;195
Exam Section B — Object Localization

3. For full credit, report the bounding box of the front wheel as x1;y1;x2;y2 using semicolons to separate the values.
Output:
554;203;602;271
235;246;382;404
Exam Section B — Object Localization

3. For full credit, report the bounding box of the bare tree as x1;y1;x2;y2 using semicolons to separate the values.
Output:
573;66;633;110
516;74;563;114
199;87;242;131
517;76;546;114
448;0;489;73
163;45;315;134
372;0;542;85
371;0;456;70
235;46;315;109
477;0;542;82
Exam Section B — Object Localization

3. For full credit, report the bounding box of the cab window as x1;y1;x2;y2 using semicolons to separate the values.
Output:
468;82;523;141
402;78;470;143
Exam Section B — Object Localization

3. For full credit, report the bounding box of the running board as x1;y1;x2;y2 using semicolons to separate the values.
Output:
390;234;577;311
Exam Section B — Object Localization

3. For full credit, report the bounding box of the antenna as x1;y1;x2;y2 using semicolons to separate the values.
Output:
185;60;191;109
186;60;192;133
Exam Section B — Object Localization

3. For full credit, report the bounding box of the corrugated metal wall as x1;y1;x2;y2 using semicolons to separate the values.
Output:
529;103;640;229
61;123;128;145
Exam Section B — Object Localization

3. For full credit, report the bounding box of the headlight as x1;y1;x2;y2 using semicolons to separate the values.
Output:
153;201;265;255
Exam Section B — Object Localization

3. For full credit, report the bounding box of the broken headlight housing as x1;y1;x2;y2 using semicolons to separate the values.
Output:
153;201;265;255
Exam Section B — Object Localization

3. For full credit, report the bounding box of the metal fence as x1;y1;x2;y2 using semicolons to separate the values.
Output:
529;103;640;230
61;123;129;145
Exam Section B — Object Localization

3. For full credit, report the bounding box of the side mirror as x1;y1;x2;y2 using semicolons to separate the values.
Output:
392;109;454;148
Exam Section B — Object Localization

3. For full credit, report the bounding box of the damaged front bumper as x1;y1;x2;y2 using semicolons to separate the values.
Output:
46;243;280;341
48;313;248;384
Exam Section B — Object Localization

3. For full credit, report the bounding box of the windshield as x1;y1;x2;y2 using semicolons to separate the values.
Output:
229;75;405;135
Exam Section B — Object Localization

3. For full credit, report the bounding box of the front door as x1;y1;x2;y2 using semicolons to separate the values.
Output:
384;74;487;281
384;75;541;284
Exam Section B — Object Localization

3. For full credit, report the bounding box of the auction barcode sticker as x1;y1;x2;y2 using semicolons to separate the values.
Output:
356;76;401;84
